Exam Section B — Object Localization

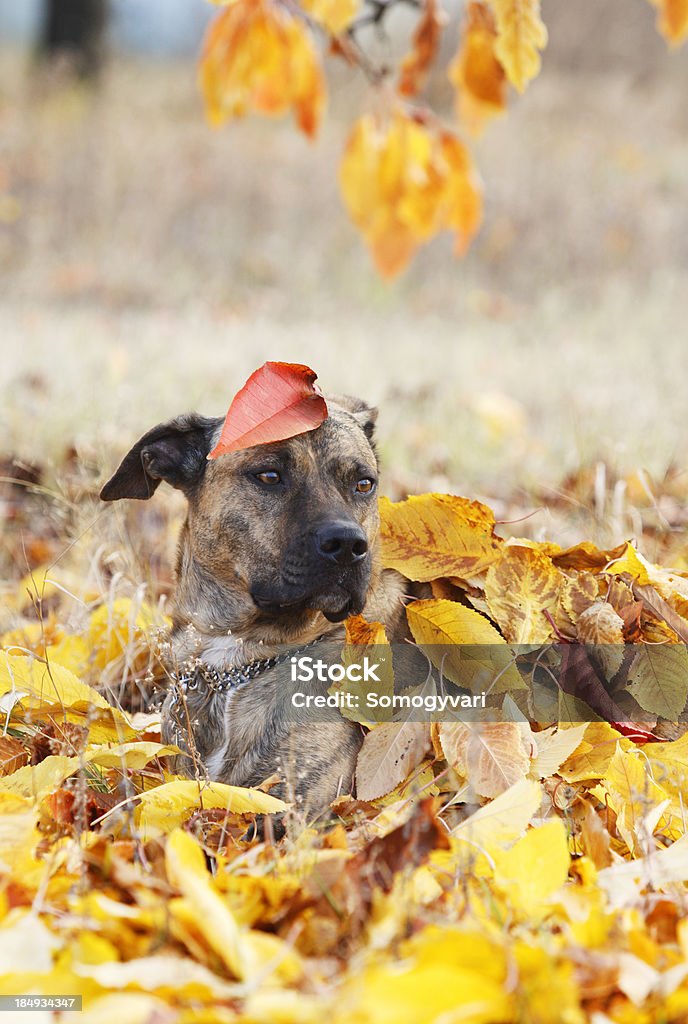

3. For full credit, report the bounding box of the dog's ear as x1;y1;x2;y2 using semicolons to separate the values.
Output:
100;413;221;501
330;394;378;442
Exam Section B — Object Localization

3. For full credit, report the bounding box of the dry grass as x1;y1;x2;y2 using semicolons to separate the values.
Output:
1;4;688;582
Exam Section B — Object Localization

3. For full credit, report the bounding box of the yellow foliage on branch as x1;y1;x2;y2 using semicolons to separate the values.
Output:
199;0;686;277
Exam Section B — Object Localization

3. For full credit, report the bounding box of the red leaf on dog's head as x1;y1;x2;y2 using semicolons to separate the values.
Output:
208;362;328;458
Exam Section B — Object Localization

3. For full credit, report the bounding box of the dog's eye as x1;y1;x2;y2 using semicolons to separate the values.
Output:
355;478;376;494
254;470;282;486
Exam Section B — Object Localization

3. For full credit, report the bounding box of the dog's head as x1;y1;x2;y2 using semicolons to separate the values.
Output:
101;397;380;637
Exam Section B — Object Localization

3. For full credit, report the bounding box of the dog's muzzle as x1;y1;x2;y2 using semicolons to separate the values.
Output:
251;519;372;623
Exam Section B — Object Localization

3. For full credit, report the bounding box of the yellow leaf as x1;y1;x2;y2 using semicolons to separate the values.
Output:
605;542;652;585
407;598;523;693
492;818;570;912
597;743;669;854
452;776;541;847
627;644;688;720
301;0;359;33
380;493;502;581
532;723;588;779
334;615;394;724
484;545;562;643
335;945;512;1023
87;741;179;770
165;829;253;980
439;721;530;797
0;755;80;800
449;1;507;134
87;598;164;671
0;653;134;743
491;0;548;92
514;943;583;1023
558;721;632;783
200;0;326;138
645;731;688;788
45;634;90;678
135;779;288;838
0;794;43;880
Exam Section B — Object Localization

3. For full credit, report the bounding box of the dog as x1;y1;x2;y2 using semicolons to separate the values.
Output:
100;394;406;821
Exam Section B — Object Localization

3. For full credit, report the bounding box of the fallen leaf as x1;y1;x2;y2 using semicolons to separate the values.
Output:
627;644;688;720
492;819;570;913
380;493;502;582
532;723;588;779
406;598;523;692
576;601;626;681
439;721;531;797
452;776;542;846
136;780;288;839
485;546;562;643
355;722;431;801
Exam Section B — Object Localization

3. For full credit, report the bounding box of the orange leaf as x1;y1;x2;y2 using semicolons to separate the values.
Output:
649;0;688;45
200;0;326;138
398;0;447;98
339;110;482;278
208;362;328;458
449;2;507;136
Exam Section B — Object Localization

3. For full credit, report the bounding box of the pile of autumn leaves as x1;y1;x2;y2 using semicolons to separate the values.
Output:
199;0;687;277
4;492;688;1021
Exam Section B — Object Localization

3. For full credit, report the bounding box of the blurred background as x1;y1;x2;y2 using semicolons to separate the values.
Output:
1;0;688;593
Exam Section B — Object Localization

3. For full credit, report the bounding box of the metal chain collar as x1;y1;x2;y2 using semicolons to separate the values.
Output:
171;635;322;700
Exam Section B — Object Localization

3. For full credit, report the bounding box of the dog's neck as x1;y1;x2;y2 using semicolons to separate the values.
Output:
170;543;341;669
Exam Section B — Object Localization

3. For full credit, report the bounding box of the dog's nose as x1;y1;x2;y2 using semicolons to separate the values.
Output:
314;521;368;566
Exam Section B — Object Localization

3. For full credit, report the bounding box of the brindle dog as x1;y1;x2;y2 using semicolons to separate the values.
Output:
100;396;405;822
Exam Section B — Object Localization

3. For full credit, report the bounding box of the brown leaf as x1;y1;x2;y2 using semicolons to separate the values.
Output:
633;583;688;644
346;796;448;896
574;798;613;868
0;736;29;777
552;540;627;571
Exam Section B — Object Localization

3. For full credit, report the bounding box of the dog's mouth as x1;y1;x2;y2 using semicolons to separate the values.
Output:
250;586;364;624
